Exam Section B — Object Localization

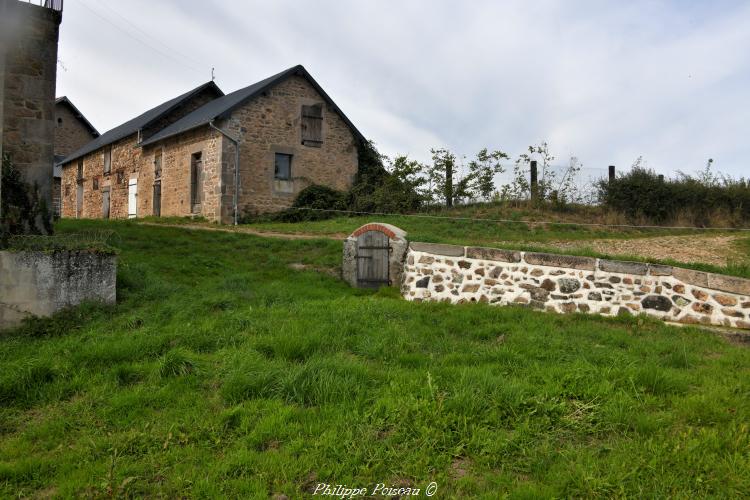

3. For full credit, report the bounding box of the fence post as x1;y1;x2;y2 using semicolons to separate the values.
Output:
530;160;538;201
608;165;615;183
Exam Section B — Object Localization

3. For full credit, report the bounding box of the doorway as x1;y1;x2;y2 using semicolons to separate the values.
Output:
128;178;138;219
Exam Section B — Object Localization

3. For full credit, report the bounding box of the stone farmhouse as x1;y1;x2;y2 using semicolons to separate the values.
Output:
60;65;365;223
52;96;99;217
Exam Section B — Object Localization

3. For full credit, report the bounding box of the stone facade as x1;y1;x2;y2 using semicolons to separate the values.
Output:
60;134;141;219
141;127;223;220
61;73;360;223
0;0;62;230
54;99;97;157
228;75;359;216
59;86;219;219
0;250;116;330
402;243;750;330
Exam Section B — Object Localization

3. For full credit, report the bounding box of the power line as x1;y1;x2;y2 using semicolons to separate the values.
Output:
95;0;205;70
267;205;750;232
76;0;206;76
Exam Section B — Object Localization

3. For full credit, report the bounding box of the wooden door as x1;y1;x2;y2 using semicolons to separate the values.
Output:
356;230;390;288
76;183;83;218
153;181;161;217
102;188;110;219
128;178;138;219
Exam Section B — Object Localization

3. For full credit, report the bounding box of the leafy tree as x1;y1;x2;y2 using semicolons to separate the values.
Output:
467;148;508;201
428;148;457;207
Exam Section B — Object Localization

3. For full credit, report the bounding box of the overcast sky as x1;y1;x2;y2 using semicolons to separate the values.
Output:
56;0;750;178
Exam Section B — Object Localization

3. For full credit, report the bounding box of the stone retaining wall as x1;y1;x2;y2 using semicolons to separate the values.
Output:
0;250;116;330
401;242;750;330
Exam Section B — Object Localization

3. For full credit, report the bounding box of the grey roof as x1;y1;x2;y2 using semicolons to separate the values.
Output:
55;96;100;137
140;65;366;147
59;81;223;166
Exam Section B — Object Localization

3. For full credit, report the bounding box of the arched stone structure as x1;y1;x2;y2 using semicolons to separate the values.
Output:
342;223;408;288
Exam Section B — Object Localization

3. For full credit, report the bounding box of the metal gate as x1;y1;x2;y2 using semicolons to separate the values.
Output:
356;230;391;287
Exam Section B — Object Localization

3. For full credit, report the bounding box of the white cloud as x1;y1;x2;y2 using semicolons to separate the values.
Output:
56;0;750;177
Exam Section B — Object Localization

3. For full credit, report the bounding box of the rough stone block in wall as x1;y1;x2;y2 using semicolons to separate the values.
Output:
401;243;750;331
230;75;358;216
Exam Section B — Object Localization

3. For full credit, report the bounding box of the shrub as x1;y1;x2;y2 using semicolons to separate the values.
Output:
1;155;53;245
597;166;750;225
279;184;349;222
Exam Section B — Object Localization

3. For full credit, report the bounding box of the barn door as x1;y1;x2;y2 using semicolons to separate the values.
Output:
153;181;161;217
76;183;83;218
356;230;390;288
102;188;110;219
128;178;138;219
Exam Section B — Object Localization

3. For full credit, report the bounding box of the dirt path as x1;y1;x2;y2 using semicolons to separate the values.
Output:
526;234;746;267
138;222;348;241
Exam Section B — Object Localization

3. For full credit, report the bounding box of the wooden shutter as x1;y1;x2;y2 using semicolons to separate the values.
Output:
301;104;323;147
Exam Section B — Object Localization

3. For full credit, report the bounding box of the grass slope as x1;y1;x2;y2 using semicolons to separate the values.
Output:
1;220;749;498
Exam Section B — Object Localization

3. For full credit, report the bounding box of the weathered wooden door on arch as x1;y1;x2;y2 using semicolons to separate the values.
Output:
356;230;390;287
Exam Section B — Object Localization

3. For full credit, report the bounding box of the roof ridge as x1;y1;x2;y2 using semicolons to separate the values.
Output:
59;80;224;165
140;65;365;147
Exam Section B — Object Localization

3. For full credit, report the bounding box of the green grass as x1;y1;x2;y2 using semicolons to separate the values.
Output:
1;220;750;497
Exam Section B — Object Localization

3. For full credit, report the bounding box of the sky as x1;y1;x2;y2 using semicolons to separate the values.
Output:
55;0;750;179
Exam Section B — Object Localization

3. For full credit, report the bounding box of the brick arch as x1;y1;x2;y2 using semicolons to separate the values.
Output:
352;223;396;239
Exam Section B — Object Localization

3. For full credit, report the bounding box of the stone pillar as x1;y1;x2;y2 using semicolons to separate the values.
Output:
1;0;62;232
343;223;408;288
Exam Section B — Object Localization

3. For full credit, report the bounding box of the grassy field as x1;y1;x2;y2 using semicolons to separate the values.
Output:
1;220;750;497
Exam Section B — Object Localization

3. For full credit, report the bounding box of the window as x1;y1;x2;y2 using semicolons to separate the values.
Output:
190;152;202;213
64;185;70;197
57;117;62;125
301;104;323;147
92;177;99;190
116;170;124;185
274;153;292;180
154;150;162;179
103;146;112;175
77;160;83;181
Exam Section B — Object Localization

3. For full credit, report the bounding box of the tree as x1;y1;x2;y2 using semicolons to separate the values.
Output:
428;148;458;207
467;148;508;201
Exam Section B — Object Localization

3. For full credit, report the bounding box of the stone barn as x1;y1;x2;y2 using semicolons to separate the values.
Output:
60;65;365;223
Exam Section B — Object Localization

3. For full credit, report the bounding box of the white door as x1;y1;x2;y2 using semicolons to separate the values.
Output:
128;178;138;218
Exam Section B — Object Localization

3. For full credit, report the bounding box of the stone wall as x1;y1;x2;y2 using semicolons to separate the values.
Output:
230;75;359;216
141;126;223;220
0;250;116;330
54;100;97;157
61;134;141;219
1;0;61;229
60;87;221;220
402;242;750;330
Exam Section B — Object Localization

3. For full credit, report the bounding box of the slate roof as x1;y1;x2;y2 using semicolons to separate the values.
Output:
60;81;223;165
55;96;100;138
140;65;365;147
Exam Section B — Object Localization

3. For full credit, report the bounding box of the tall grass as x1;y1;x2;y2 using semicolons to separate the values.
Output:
0;220;749;497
